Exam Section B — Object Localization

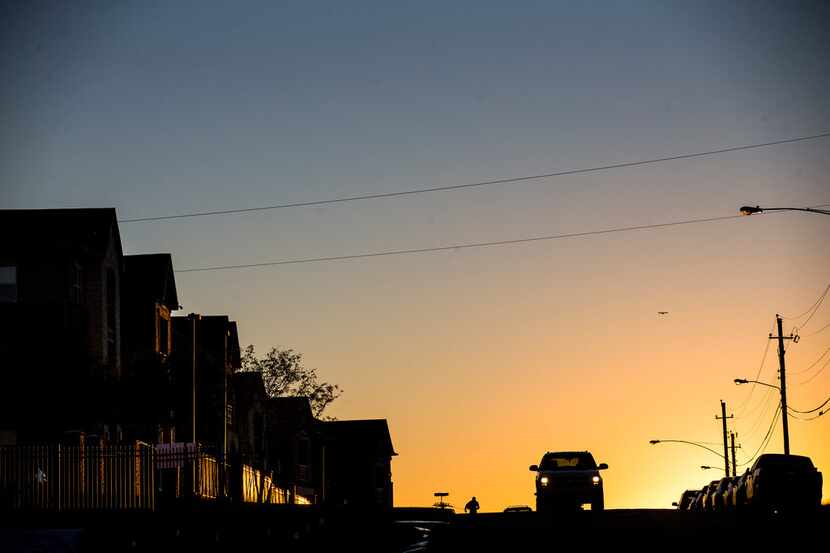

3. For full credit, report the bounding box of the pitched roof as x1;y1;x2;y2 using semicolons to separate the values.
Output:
123;253;179;309
0;208;122;259
317;419;397;456
232;371;266;399
265;397;315;432
266;396;313;418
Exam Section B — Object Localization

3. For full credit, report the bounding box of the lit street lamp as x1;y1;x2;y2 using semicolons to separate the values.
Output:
739;205;830;216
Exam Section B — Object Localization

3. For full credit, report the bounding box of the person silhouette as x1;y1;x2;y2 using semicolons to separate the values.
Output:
464;496;480;515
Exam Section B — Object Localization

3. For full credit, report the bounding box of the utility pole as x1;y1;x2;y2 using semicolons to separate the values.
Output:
716;401;733;477
730;432;738;477
770;314;794;455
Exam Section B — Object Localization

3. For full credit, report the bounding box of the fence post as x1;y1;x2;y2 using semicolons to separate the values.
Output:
56;444;61;512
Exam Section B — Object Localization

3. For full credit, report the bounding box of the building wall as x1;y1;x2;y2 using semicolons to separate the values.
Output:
171;316;238;461
0;216;123;442
84;230;121;376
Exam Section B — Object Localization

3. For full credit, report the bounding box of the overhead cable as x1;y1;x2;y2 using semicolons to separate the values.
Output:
121;131;830;223
787;395;830;414
737;404;781;468
175;214;741;273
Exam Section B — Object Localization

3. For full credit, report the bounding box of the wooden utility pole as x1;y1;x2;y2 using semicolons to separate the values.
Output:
716;401;733;477
771;314;793;455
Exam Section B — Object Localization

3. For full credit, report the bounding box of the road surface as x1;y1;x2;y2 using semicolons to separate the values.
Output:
394;508;830;551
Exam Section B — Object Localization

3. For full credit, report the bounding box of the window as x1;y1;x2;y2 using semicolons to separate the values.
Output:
70;263;82;304
156;305;170;355
297;437;310;466
539;453;597;471
0;266;17;302
106;268;116;363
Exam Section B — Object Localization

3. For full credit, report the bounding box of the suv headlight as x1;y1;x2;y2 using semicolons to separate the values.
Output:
540;476;549;486
592;476;601;485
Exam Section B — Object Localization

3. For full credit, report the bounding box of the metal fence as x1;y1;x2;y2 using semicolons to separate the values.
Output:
0;443;155;511
155;443;227;501
1;443;304;511
241;464;290;504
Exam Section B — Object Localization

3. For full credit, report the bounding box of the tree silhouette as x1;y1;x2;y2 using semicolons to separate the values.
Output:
239;345;342;419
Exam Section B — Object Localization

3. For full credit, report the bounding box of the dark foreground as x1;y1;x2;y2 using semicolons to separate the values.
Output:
423;508;830;550
1;506;828;552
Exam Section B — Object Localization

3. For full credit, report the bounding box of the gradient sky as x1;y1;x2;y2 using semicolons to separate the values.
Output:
2;1;829;509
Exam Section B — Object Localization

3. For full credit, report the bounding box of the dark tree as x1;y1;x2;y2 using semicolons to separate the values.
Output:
240;345;342;418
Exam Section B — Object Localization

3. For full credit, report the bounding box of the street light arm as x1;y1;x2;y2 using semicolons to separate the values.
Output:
740;205;830;216
734;378;780;391
649;439;728;460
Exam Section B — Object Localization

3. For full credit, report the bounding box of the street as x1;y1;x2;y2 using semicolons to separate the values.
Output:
394;508;830;551
2;506;828;552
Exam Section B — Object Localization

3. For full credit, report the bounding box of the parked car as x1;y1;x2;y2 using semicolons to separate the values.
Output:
710;477;732;511
700;480;720;512
745;454;823;513
672;490;698;510
503;505;532;513
690;485;708;511
726;471;750;510
529;451;608;512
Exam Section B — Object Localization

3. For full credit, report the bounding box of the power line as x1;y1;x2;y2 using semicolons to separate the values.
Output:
781;283;830;321
735;324;775;417
789;345;830;376
736;387;776;441
174;213;741;273
788;395;830;414
798;355;830;386
789;411;825;422
737;404;780;468
803;319;830;339
121;131;830;223
790;284;830;333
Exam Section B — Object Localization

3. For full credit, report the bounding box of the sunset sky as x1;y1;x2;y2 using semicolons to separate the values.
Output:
2;1;829;509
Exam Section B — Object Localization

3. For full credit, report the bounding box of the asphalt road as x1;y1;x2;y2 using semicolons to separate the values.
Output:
2;507;826;552
405;508;830;551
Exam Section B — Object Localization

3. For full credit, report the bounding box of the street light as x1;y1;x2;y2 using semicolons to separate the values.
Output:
736;208;826;454
649;439;731;476
734;378;779;390
734;374;791;455
739;205;830;216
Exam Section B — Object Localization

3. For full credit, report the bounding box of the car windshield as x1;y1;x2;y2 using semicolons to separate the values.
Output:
539;453;597;471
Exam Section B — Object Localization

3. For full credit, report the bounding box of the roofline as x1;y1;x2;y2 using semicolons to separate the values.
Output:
0;208;124;260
